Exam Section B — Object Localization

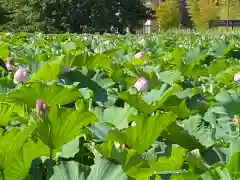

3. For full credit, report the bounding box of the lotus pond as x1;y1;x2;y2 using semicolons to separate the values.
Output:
0;32;240;179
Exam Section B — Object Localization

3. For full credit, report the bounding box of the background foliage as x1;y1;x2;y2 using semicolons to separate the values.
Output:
0;0;153;33
154;0;240;30
1;0;240;32
155;0;181;29
186;0;219;29
218;0;240;20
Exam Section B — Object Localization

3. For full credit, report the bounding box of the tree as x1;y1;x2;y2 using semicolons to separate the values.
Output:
0;0;153;33
155;0;181;29
186;0;219;29
219;0;240;20
0;7;11;25
0;0;42;32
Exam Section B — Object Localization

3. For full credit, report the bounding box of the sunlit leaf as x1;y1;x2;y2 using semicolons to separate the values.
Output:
108;112;177;153
37;105;96;153
7;82;82;107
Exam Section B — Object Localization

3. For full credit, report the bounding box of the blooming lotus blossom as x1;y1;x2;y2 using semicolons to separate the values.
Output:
135;51;144;59
61;65;70;73
13;67;29;83
133;77;148;92
36;99;49;118
234;73;240;83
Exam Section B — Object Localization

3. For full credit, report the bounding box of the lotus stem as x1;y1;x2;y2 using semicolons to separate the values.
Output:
1;169;5;180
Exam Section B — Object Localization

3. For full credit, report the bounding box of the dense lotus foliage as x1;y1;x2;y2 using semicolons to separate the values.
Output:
0;31;240;179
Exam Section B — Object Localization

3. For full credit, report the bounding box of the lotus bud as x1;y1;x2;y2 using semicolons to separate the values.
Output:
234;73;240;83
61;65;70;73
134;51;144;59
36;99;49;118
5;56;14;71
133;77;148;92
13;67;29;83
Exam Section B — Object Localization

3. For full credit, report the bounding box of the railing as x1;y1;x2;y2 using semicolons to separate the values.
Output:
209;20;240;29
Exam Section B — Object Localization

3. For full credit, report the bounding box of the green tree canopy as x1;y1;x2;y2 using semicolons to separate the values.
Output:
0;0;154;33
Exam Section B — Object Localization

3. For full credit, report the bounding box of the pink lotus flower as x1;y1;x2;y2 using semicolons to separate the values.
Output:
36;99;49;118
61;65;70;73
135;51;144;59
13;67;29;83
133;77;148;92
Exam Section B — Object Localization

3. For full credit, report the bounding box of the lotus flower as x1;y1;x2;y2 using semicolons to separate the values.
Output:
5;56;17;72
36;99;49;118
133;77;148;92
134;51;144;59
13;67;29;83
61;65;70;73
234;73;240;83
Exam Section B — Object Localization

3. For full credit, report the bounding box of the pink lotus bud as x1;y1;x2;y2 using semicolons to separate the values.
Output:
135;51;144;59
5;56;15;71
133;77;148;92
5;62;11;71
61;65;70;73
36;99;49;118
13;67;29;83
